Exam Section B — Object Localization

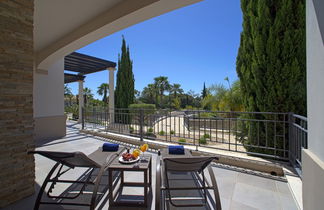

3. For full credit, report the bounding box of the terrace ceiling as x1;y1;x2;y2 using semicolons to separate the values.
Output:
34;0;203;70
34;0;122;52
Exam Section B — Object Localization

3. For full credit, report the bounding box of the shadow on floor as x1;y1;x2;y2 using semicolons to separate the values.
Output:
36;168;110;210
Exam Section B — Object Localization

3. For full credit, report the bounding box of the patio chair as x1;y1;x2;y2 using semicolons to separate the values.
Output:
156;148;221;210
28;146;125;210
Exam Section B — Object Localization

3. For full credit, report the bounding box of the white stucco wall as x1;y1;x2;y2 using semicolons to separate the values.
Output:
303;1;324;209
33;58;64;118
306;0;324;161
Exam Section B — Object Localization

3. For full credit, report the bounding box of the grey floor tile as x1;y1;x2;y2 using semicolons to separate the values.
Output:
276;181;292;195
216;176;236;199
220;197;231;210
237;173;277;192
278;193;299;210
232;182;282;210
213;166;239;180
230;200;259;210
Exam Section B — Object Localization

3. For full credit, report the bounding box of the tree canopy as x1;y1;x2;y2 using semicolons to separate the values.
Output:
201;80;244;112
138;76;201;109
236;0;306;115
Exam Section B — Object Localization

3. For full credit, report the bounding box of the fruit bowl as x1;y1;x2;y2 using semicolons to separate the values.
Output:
119;153;140;164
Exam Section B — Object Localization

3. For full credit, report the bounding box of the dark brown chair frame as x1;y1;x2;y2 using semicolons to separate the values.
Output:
28;147;124;210
155;149;222;210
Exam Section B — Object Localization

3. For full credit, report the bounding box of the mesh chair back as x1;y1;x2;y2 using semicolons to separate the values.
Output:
30;151;101;168
163;156;216;173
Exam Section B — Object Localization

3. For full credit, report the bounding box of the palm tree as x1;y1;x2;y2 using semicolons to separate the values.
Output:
220;80;243;112
170;83;183;98
83;87;93;105
97;83;109;104
64;85;73;106
224;77;231;90
142;84;158;104
154;76;170;103
168;83;183;109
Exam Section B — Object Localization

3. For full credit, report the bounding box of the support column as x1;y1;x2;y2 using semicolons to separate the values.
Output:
108;67;116;123
78;80;84;123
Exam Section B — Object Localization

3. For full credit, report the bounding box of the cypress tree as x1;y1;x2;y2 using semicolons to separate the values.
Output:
202;82;207;99
236;0;306;155
115;36;135;109
237;0;306;115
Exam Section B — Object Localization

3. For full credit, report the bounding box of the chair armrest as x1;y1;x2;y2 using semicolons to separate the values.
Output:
155;155;162;210
208;165;222;210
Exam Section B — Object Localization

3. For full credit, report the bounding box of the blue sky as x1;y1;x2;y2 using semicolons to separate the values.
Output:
68;0;243;99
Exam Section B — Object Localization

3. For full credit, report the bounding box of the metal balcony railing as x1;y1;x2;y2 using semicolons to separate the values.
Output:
81;108;307;173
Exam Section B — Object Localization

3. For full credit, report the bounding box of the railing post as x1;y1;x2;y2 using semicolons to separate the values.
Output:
82;107;85;130
139;109;144;141
198;111;201;146
288;112;294;166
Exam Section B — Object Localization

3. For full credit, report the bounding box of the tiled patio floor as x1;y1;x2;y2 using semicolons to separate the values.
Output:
3;123;299;210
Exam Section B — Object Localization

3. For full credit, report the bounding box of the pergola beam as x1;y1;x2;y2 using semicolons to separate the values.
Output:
64;52;116;74
64;52;117;125
64;73;85;84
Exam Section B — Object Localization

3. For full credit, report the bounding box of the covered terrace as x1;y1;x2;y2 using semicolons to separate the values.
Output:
3;121;300;210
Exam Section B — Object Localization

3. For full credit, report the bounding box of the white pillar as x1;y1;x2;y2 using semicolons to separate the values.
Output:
78;80;84;123
108;67;116;123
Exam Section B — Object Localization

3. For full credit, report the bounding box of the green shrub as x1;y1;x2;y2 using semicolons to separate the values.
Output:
159;130;165;136
199;137;207;145
129;126;134;133
200;112;217;118
129;103;156;109
65;105;79;119
145;127;155;137
185;105;194;110
147;127;153;133
203;133;210;139
145;132;155;137
170;130;175;135
178;138;186;144
129;104;156;114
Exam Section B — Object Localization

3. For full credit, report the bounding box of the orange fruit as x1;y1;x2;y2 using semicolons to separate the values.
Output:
132;149;140;158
